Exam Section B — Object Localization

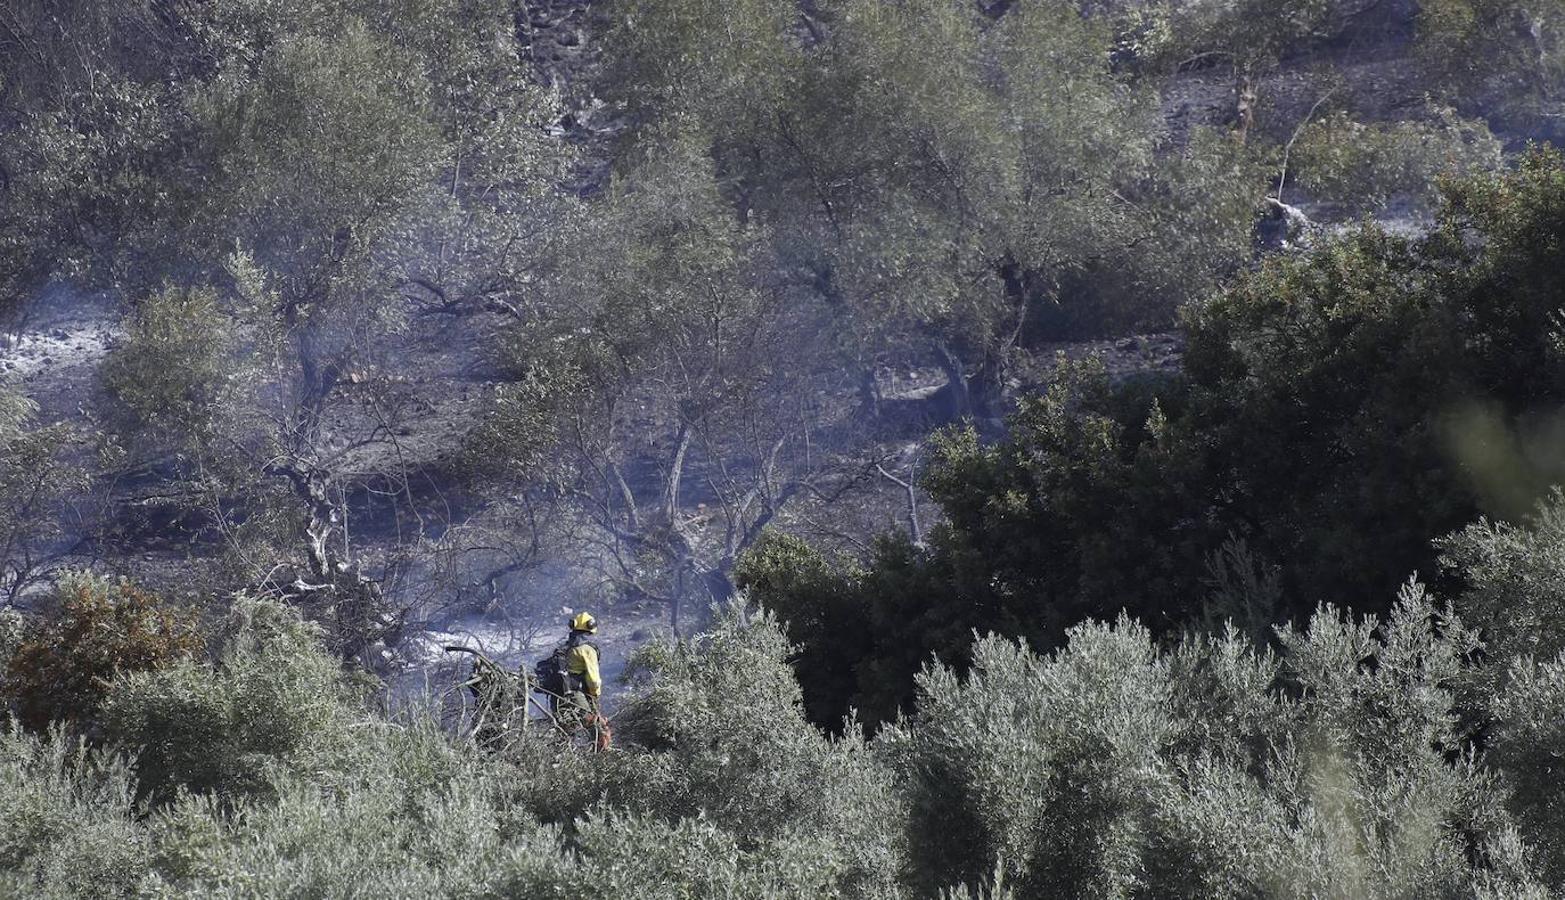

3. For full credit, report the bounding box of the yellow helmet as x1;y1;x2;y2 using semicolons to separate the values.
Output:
569;611;598;634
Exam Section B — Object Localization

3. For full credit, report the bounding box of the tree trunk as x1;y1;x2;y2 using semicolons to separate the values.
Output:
859;367;881;418
702;562;735;607
1235;71;1257;144
273;463;401;664
934;343;1006;425
670;565;682;638
933;343;973;422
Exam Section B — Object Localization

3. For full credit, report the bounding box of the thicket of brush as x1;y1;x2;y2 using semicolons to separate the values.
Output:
6;490;1565;898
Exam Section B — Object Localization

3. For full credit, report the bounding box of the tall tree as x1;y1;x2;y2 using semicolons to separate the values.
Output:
512;129;850;630
0;0;580;656
603;0;1262;422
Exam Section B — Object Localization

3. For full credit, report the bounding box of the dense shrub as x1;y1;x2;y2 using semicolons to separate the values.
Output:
883;582;1541;898
750;148;1565;734
97;283;239;458
0;729;149;899
1489;652;1565;889
1439;491;1565;674
1437;490;1565;888
98;597;353;805
3;573;1565;896
739;358;1216;731
3;574;201;733
1290;108;1502;212
732;532;877;730
606;603;906;896
143;717;576;898
880;618;1174;896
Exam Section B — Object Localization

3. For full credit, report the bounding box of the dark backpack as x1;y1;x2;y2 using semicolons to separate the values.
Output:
532;648;568;696
532;633;597;696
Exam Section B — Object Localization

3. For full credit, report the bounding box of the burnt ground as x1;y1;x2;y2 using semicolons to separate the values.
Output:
396;599;671;718
0;286;1185;594
1;286;1185;557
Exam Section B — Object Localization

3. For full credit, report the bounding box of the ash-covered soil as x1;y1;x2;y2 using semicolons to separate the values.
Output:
1027;332;1185;386
0;289;120;425
394;599;671;718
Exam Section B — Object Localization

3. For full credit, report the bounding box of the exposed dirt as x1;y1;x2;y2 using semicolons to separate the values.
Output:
1027;331;1185;386
0;290;119;424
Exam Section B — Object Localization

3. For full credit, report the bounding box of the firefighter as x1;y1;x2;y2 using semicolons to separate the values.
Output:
561;610;602;713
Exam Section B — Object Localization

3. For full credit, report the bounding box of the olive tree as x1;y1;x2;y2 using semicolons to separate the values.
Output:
0;388;87;605
64;0;579;656
1136;0;1370;139
0;1;193;327
1416;0;1565;133
603;0;1263;422
505;128;856;630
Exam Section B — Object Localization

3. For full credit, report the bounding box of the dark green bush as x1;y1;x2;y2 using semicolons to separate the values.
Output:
751;148;1565;734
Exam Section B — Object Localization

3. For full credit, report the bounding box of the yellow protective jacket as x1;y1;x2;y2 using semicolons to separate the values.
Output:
565;640;602;701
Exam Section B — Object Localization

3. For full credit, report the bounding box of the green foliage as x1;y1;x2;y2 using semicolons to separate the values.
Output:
0;388;32;439
601;0;1264;402
99;284;240;457
1440;490;1565;673
883;582;1530;898
758;149;1565;736
142;717;576;898
1177;225;1469;608
0;592;912;898
1416;0;1565;133
0;608;22;678
461;371;572;482
2;571;1565;896
881;618;1175;896
1490;651;1565;888
1290;109;1503;212
0;728;149;899
743;357;1213;729
0;388;87;603
3;574;201;734
0;74;192;300
1059;127;1266;335
609;603;905;895
6;0;575;624
98;597;352;805
733;532;874;731
1141;0;1356;73
1172;150;1565;610
604;0;798;141
1440;490;1565;889
544;124;783;413
9;1;1565;894
194;18;440;315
